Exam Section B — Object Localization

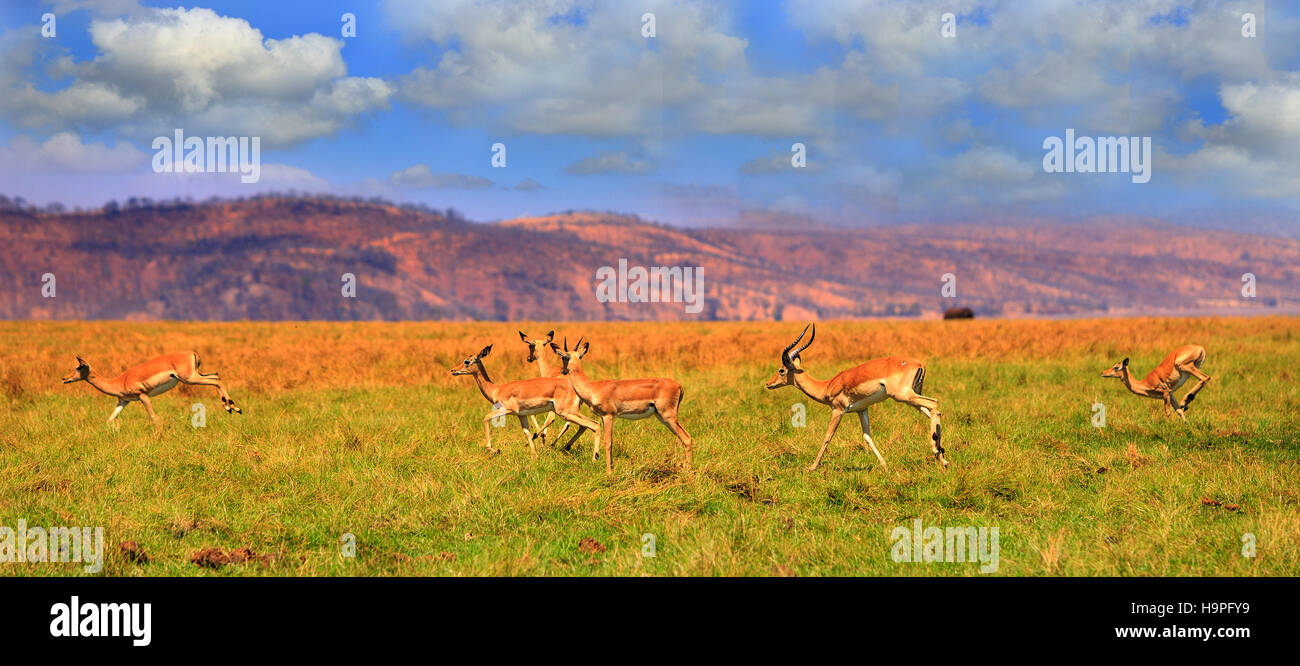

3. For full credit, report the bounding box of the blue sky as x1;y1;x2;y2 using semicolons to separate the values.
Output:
1;0;1298;232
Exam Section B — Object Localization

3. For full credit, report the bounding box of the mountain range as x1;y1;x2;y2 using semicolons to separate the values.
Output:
1;196;1296;321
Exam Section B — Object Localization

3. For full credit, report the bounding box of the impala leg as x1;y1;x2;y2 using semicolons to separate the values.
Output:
856;411;887;469
534;413;561;447
1177;365;1211;415
106;399;127;427
518;416;538;457
528;414;540;442
482;407;508;454
137;393;159;424
552;421;574;449
179;372;242;414
656;411;694;471
555;411;598;453
900;392;946;467
601;414;616;474
1160;389;1182;421
528;414;546;446
808;408;845;471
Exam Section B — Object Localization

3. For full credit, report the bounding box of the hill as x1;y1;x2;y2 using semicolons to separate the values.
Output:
1;196;1296;320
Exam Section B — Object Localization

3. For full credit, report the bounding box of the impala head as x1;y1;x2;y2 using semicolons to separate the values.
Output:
61;356;91;384
1101;357;1129;378
549;337;589;375
766;323;815;389
450;345;492;376
518;329;555;363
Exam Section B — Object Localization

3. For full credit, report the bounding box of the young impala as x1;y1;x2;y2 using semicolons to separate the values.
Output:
518;330;574;448
550;338;694;474
60;352;243;424
1101;345;1210;421
450;344;598;455
764;324;945;471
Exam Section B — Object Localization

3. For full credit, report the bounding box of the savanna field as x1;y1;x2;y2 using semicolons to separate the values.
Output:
1;317;1296;577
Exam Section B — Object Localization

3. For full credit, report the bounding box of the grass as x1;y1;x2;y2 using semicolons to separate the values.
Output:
1;317;1296;576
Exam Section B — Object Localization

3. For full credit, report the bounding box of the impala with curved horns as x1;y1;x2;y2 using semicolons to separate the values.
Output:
765;324;946;470
61;351;243;424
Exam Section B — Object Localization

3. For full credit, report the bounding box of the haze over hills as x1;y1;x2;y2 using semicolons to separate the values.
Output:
1;195;1296;321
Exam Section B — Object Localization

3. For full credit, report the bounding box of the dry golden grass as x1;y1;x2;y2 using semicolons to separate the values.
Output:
1;316;1296;576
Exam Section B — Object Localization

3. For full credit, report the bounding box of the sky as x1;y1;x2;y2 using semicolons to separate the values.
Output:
1;0;1298;232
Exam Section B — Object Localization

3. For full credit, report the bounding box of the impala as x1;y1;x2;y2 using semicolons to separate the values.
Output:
60;352;243;424
550;338;694;474
518;330;575;448
1101;345;1210;421
764;324;945;471
450;344;598;455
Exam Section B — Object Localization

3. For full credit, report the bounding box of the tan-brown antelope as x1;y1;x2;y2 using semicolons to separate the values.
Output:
450;344;598;455
1101;345;1210;421
518;330;575;447
60;352;243;424
764;324;945;471
549;338;694;474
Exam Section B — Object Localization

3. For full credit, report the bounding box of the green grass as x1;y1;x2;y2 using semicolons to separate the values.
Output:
1;319;1296;576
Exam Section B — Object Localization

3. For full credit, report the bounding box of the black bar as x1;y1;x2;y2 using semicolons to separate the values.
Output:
2;577;1288;654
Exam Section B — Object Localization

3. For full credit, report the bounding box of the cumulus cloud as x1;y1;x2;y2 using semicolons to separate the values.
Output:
564;151;651;175
916;146;1066;209
389;163;494;189
0;132;147;173
1164;75;1300;197
387;0;897;138
2;7;393;147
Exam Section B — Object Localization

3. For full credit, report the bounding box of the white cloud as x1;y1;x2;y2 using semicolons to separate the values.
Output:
0;132;147;172
564;151;651;175
3;7;394;147
1164;75;1300;197
389;163;494;189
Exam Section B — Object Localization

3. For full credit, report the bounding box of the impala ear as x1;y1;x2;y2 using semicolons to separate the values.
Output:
477;345;492;359
518;331;529;343
578;341;590;357
76;356;87;367
545;330;554;342
549;342;565;356
1121;357;1129;367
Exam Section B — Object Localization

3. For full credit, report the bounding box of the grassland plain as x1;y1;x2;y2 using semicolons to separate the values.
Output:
1;317;1296;577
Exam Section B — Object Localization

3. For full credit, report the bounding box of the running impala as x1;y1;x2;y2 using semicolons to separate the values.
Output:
550;338;694;474
61;352;243;424
450;344;597;455
764;324;945;471
1101;345;1210;421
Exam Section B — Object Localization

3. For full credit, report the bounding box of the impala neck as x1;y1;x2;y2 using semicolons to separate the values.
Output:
565;361;595;402
535;350;560;377
791;369;833;406
468;363;498;403
1120;365;1151;396
85;372;125;398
